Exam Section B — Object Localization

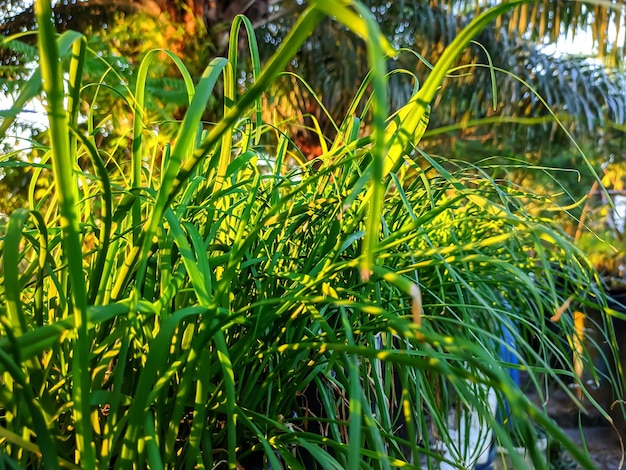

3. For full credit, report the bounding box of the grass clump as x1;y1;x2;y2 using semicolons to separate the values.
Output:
0;1;614;468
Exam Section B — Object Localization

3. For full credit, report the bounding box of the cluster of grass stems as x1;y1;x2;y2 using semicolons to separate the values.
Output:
0;0;620;468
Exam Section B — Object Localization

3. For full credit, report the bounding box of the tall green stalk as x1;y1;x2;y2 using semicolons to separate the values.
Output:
34;0;94;466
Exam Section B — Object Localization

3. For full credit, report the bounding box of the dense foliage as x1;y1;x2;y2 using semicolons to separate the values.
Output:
0;0;622;469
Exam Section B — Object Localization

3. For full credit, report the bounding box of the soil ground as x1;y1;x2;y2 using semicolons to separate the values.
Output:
562;426;624;469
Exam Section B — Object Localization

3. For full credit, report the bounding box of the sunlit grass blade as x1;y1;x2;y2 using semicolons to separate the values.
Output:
4;209;32;335
0;348;60;468
69;129;113;304
34;1;94;464
383;0;527;176
112;56;229;299
130;49;196;245
229;15;263;140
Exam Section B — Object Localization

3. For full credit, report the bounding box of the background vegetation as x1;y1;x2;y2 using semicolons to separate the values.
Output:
3;1;626;243
0;0;624;468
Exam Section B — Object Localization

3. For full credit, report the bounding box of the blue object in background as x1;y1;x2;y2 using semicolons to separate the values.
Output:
499;319;521;430
475;317;520;470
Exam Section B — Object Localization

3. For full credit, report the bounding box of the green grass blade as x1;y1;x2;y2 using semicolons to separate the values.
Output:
34;8;94;459
0;30;82;139
0;348;60;468
3;209;31;336
69;129;113;304
130;49;196;245
112;57;229;300
229;15;263;140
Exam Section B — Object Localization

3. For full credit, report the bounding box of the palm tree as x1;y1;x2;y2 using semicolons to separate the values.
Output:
264;1;626;145
1;0;624;131
0;0;269;36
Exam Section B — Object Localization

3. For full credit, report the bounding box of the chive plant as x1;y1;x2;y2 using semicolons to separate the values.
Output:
0;0;616;468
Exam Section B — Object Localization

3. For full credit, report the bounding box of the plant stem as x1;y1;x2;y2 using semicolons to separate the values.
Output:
34;0;94;466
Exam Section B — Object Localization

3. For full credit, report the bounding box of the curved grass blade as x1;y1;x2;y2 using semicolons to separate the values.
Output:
69;129;113;304
130;48;196;244
4;209;32;336
0;348;60;468
0;30;83;139
229;15;263;142
112;57;229;300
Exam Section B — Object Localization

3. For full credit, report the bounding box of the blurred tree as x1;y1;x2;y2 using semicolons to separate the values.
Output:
1;0;626;222
2;1;625;136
